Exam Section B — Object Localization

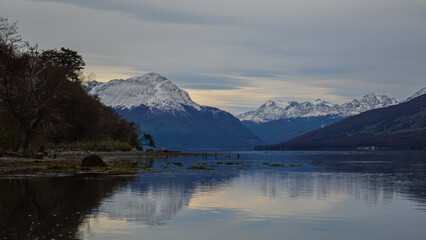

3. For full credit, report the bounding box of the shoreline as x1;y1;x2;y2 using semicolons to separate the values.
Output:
0;151;214;176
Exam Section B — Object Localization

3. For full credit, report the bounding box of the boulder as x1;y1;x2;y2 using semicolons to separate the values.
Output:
81;155;107;167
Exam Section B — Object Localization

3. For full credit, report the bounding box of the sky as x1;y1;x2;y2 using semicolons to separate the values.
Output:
2;0;426;114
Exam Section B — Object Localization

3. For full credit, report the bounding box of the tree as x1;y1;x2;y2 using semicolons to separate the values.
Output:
41;48;85;82
0;17;143;154
140;133;156;150
0;17;22;50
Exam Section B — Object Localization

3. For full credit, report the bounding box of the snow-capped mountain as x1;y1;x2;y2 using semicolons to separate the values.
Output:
84;73;263;150
82;80;103;92
339;93;398;116
237;93;398;123
85;73;200;111
257;94;426;150
405;87;426;102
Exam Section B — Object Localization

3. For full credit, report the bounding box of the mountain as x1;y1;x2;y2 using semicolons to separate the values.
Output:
237;94;398;123
243;115;346;145
84;73;263;150
256;94;426;150
237;93;398;145
406;87;426;102
87;73;200;111
82;80;103;92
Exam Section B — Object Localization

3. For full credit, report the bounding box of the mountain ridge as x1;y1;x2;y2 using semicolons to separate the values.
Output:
85;73;201;111
256;94;426;150
237;93;398;123
239;87;425;145
406;87;426;102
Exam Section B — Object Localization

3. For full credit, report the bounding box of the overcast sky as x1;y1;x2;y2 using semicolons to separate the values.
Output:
2;0;426;114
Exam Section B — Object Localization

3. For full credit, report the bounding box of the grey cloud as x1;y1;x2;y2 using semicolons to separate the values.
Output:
6;0;426;112
230;69;281;79
165;74;244;90
30;0;234;25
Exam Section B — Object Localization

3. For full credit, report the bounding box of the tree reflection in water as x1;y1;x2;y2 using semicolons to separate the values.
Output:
0;174;135;239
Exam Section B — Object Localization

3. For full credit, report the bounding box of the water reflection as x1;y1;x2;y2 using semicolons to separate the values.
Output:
0;175;135;239
301;151;426;208
80;152;426;240
98;172;238;225
0;151;425;240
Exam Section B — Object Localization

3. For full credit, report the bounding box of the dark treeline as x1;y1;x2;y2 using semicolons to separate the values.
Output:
0;17;142;154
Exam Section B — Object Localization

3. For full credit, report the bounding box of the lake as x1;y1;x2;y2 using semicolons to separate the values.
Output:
1;150;425;240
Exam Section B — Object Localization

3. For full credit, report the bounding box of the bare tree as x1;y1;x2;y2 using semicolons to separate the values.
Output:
0;17;24;51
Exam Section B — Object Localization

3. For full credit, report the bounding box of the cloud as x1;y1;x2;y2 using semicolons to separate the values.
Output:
3;0;426;113
166;74;246;90
30;0;236;25
186;74;342;114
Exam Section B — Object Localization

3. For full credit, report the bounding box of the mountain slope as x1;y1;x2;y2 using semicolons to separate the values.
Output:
85;73;263;150
406;87;426;102
242;115;346;145
116;105;262;150
256;95;426;150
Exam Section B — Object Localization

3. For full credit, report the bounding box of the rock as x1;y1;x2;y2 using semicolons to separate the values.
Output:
81;155;107;167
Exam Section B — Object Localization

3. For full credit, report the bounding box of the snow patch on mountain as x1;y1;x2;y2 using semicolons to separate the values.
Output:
405;87;426;102
84;73;200;111
82;80;102;92
238;93;398;123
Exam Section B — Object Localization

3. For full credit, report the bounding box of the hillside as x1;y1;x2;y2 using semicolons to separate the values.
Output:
242;115;346;145
256;95;426;150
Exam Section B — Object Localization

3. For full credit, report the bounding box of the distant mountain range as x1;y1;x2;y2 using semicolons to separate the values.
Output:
84;73;262;150
256;94;426;150
237;90;425;145
237;93;398;123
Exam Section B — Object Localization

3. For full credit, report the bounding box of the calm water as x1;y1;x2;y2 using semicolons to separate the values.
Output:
1;151;425;240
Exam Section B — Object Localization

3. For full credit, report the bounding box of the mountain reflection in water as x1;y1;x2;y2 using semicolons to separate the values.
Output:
0;151;425;240
98;172;238;225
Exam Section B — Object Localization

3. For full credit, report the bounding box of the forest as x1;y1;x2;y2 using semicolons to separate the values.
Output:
0;17;145;155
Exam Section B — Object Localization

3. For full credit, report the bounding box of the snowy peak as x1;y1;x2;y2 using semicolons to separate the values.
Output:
406;87;426;102
238;93;398;123
238;99;341;123
82;80;102;92
84;73;200;111
340;93;398;116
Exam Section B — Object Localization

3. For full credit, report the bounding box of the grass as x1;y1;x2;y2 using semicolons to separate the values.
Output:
261;162;304;167
187;165;214;170
268;164;286;167
225;162;243;165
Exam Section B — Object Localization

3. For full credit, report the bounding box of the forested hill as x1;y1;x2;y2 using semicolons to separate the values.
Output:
256;94;426;150
0;17;141;155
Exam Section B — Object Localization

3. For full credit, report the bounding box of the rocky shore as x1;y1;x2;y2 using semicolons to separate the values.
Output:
0;151;208;176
